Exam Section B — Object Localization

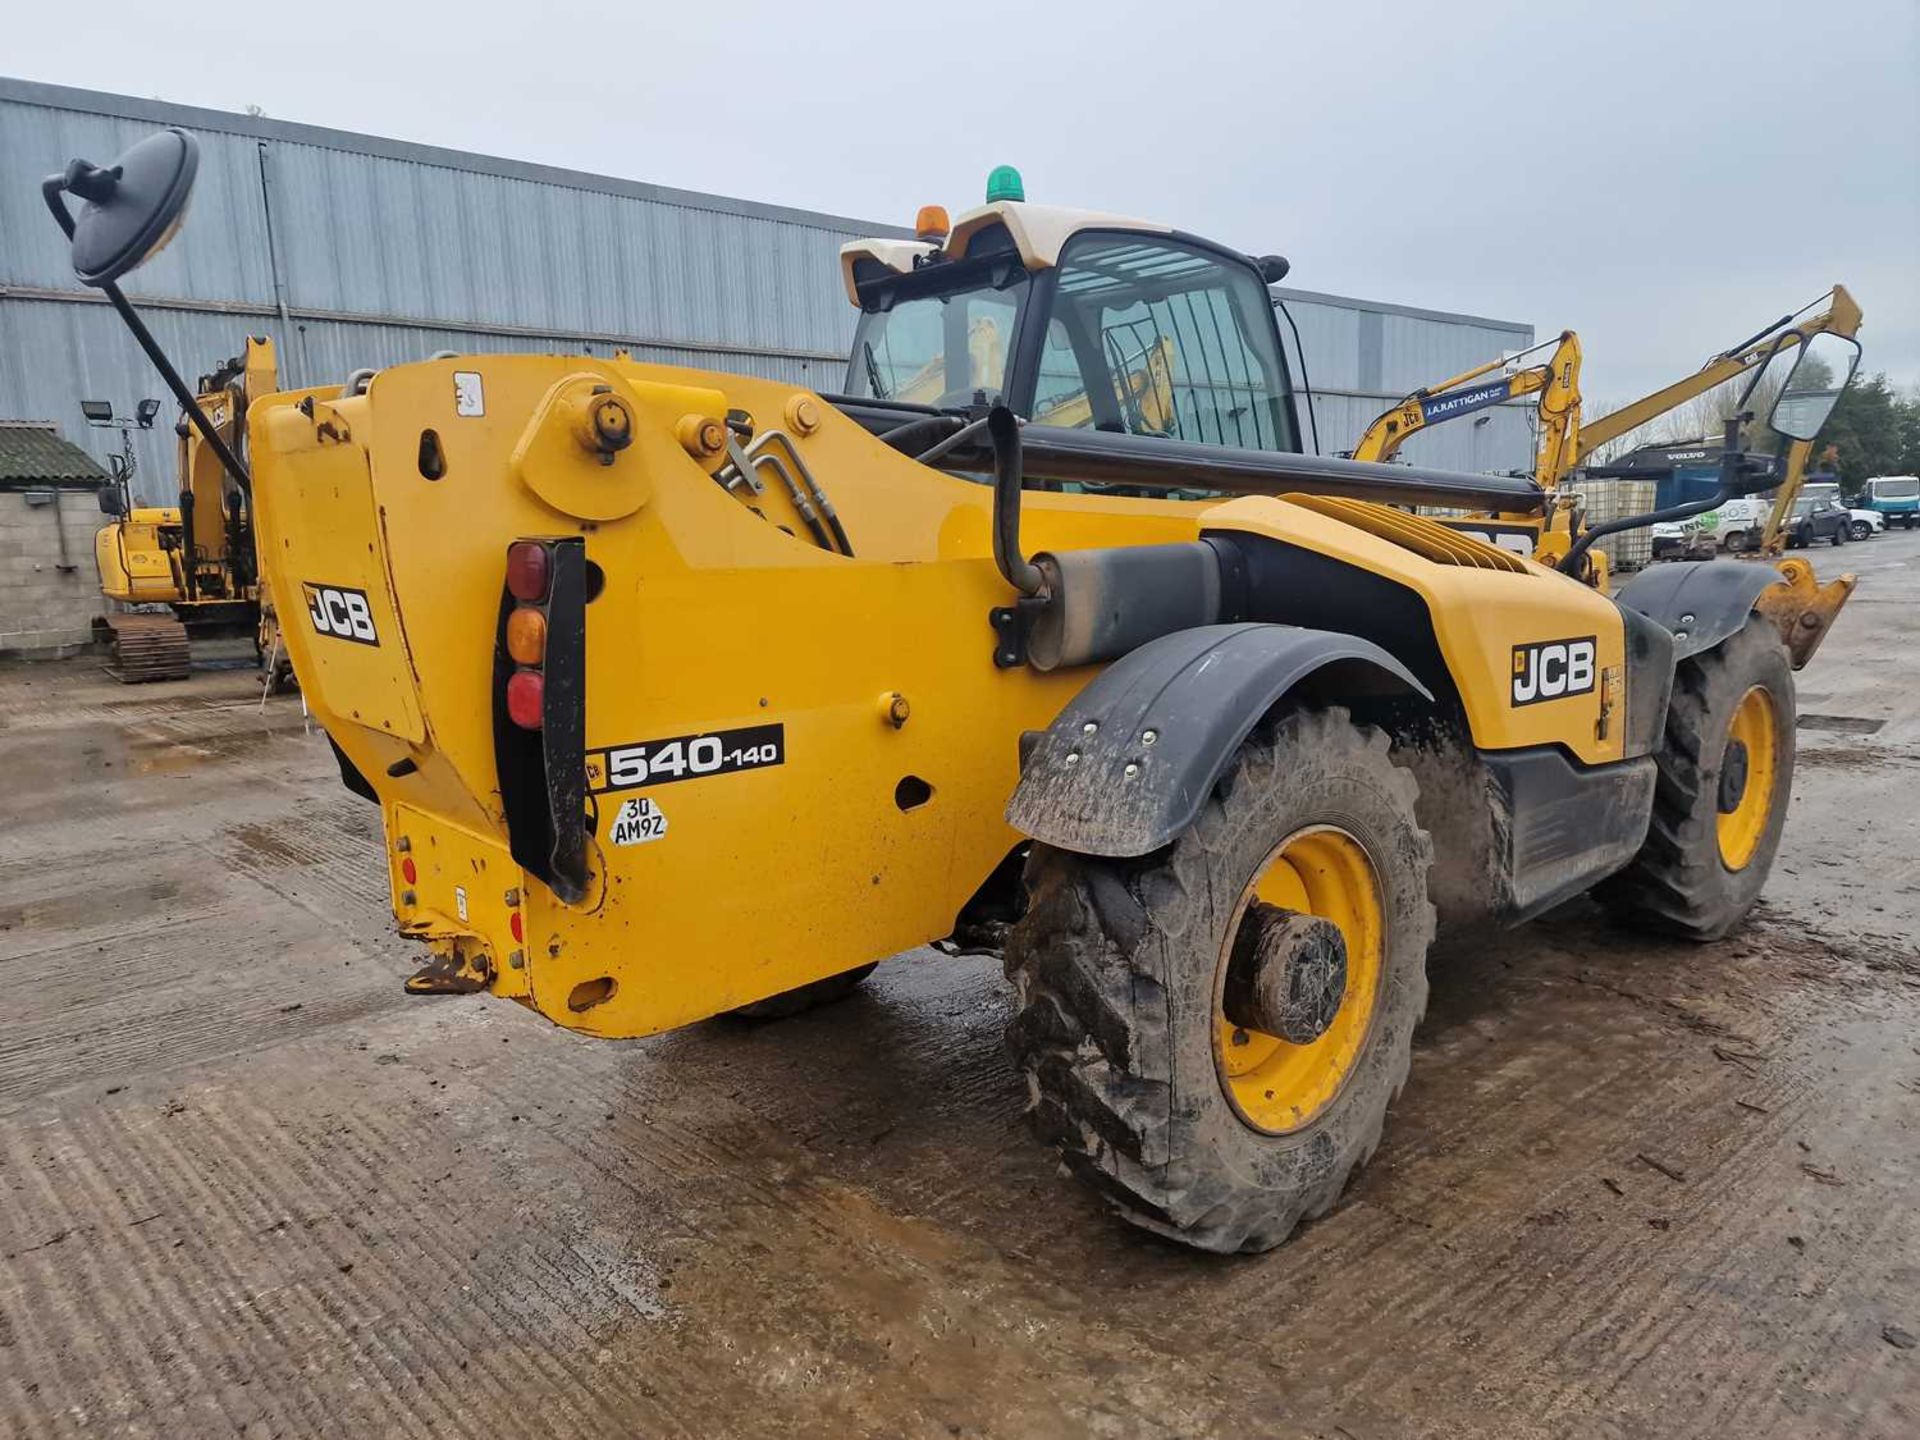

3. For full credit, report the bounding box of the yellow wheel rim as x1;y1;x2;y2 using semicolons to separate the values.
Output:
1215;827;1385;1134
1716;686;1779;872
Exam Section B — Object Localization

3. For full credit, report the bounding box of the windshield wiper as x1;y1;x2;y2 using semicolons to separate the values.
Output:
863;341;890;400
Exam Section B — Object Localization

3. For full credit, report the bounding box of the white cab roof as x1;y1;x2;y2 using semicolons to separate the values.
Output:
838;200;1171;305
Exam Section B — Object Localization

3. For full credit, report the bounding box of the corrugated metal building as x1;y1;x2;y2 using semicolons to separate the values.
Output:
1;76;1534;504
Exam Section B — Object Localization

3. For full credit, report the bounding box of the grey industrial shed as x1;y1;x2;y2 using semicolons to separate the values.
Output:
1;76;1535;503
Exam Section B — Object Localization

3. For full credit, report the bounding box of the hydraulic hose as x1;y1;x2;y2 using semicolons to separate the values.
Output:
879;413;965;455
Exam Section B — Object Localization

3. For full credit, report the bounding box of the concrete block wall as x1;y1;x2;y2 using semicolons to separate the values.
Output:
0;490;106;657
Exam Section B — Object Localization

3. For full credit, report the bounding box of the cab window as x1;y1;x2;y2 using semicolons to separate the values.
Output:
1039;234;1296;452
847;271;1027;409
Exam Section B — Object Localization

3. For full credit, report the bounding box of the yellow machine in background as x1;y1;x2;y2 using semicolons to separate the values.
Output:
53;132;1867;1255
93;337;284;682
1573;287;1864;557
1346;291;1862;595
1351;329;1584;483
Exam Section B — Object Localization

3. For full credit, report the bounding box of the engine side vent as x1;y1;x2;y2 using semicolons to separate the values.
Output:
1285;494;1534;573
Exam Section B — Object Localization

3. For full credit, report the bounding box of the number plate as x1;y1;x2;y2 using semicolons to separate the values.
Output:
588;723;785;793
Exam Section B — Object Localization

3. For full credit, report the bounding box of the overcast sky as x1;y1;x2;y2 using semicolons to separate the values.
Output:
8;0;1916;403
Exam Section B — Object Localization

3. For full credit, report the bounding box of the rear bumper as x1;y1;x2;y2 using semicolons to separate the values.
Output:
388;803;531;999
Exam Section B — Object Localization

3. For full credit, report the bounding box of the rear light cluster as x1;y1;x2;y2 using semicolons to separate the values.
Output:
505;541;552;730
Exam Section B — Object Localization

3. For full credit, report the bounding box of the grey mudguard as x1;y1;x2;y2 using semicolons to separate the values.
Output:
1613;560;1783;662
1008;622;1431;858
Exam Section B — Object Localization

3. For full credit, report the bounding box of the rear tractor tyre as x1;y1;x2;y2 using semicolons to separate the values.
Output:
725;963;878;1022
1003;708;1435;1253
1596;615;1794;941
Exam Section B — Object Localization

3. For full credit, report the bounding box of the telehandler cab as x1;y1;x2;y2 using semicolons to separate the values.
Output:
46;133;1864;1252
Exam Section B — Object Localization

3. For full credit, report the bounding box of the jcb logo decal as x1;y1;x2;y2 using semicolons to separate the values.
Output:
303;582;379;646
1511;636;1596;706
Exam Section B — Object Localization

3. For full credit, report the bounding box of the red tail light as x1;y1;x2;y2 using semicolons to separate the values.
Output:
494;536;590;904
507;542;550;602
506;670;545;729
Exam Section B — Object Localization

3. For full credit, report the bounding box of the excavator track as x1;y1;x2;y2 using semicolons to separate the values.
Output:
96;613;192;683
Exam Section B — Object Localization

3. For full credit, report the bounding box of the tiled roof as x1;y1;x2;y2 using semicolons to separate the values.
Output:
0;423;109;485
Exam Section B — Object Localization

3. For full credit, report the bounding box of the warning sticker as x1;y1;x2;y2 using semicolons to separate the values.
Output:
453;371;485;417
609;796;669;846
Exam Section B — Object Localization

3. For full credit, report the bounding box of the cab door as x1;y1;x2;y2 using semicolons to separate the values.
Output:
1017;233;1302;455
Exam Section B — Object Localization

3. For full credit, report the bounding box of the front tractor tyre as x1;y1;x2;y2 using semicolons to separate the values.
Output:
1597;615;1794;940
1003;708;1435;1254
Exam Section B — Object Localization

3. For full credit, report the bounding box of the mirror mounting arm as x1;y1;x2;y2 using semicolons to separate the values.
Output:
42;169;252;497
96;278;252;495
1561;417;1763;579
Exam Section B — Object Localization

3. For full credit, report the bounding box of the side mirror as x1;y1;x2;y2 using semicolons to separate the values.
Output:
41;128;200;287
97;483;128;518
1769;331;1862;442
1257;254;1291;284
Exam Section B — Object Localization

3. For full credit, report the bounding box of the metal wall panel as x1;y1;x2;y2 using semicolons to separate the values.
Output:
1274;289;1536;469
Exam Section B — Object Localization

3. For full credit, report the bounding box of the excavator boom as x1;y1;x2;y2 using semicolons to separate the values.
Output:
1575;286;1861;553
1351;331;1582;485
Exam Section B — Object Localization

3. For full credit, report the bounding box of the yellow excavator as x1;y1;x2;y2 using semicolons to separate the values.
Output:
93;337;287;682
1350;329;1584;484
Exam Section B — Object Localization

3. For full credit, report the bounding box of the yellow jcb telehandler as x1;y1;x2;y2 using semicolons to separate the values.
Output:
47;133;1865;1252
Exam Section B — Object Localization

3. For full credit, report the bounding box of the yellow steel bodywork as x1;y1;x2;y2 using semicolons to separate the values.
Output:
96;506;184;601
250;356;1636;1041
1209;496;1627;759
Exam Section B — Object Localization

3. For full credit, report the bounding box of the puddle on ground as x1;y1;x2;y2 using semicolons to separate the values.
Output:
124;725;285;775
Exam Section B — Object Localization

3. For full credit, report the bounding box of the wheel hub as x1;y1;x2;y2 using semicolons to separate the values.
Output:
1224;904;1348;1044
1718;738;1750;814
1215;826;1384;1135
1716;686;1779;872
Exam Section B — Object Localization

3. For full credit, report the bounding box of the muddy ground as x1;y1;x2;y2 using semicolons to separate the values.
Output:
2;537;1916;1439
